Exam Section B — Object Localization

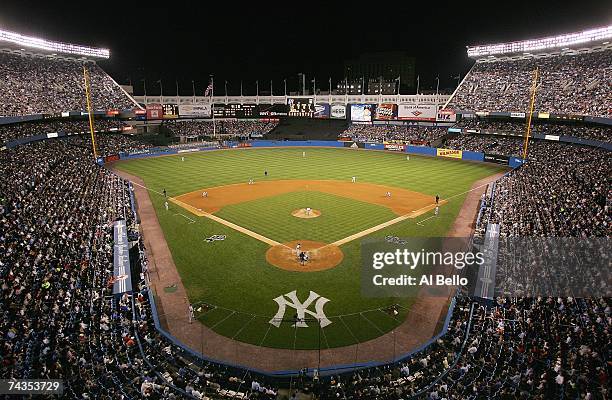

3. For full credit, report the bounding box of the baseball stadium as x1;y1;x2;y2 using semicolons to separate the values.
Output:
0;4;610;399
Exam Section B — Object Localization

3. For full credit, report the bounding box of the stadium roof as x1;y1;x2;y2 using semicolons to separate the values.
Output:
467;25;612;58
0;28;109;59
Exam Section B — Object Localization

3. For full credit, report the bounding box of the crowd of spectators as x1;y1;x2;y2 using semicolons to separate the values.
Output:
319;295;609;400
444;134;524;156
0;52;137;116
0;119;609;400
163;120;278;138
0;119;128;144
477;141;610;237
449;50;612;117
455;119;611;142
340;124;448;144
0;136;282;399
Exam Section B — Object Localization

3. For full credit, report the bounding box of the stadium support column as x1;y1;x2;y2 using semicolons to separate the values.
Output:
82;65;98;160
211;75;216;138
522;68;539;160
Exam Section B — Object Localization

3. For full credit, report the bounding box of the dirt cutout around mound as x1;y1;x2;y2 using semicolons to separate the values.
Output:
291;208;321;219
266;240;343;272
172;179;434;216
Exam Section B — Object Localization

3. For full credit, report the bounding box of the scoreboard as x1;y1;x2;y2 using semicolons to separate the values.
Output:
287;97;315;117
162;104;179;118
213;104;259;118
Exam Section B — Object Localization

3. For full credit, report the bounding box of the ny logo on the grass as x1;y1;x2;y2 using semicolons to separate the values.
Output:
269;290;332;328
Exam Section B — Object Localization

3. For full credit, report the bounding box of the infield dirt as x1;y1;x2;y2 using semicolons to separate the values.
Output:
171;179;435;216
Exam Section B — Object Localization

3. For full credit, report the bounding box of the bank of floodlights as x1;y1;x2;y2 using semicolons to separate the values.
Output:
0;28;110;58
467;25;612;58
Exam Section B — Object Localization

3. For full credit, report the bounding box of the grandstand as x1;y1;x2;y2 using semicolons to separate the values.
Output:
0;21;610;400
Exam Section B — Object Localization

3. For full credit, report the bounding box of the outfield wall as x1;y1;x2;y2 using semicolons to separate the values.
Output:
116;140;522;169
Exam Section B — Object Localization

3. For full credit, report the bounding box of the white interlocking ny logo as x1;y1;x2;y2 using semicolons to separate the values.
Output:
269;290;332;328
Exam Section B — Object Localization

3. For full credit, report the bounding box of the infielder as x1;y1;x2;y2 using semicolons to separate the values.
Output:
351;176;356;183
164;201;169;210
202;191;208;198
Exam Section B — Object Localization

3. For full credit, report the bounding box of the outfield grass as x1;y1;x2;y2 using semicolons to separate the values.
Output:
114;148;505;349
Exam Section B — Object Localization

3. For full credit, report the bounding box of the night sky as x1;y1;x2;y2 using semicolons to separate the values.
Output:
1;1;610;95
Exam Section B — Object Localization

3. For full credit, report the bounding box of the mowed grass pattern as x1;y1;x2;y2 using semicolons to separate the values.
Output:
114;148;505;349
217;191;396;243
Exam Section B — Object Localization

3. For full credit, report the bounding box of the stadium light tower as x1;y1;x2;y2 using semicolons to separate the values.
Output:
0;28;110;58
467;25;612;58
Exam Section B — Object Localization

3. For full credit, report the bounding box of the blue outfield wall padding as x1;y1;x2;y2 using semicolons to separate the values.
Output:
462;150;484;162
365;143;385;150
250;140;344;147
406;145;436;156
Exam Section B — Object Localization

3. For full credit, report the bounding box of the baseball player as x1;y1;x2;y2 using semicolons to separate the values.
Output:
435;205;440;216
164;201;169;210
302;151;306;158
435;195;440;204
181;156;185;162
351;176;356;183
249;178;254;185
295;243;301;258
406;155;410;161
202;191;208;198
306;207;311;216
299;251;306;266
385;191;391;197
188;304;194;324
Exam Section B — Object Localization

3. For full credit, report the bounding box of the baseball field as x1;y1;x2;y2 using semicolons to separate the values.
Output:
113;147;506;351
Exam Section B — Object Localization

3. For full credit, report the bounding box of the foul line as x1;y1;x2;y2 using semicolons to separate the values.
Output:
169;197;283;247
174;213;196;224
323;179;492;249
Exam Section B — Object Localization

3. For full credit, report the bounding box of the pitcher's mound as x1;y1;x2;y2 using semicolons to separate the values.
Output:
291;208;321;219
266;240;343;272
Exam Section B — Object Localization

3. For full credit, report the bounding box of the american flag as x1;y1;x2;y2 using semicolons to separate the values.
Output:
204;81;213;97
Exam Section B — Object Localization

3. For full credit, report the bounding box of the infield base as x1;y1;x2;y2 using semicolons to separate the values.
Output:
266;240;343;272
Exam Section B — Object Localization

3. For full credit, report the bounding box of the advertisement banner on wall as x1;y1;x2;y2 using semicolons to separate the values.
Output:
398;104;437;121
510;112;526;118
436;109;457;122
350;104;376;122
314;103;330;119
146;104;163;120
259;104;289;117
375;103;398;120
484;153;510;165
178;104;211;117
437;148;463;158
331;104;347;119
384;143;406;151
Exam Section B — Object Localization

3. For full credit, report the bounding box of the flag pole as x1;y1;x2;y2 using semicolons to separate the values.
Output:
83;65;98;160
210;75;216;138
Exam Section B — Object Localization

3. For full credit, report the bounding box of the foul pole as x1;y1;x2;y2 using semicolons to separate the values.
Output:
522;68;539;160
83;65;98;160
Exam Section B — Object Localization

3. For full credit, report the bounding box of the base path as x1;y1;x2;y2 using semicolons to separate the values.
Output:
110;165;503;373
